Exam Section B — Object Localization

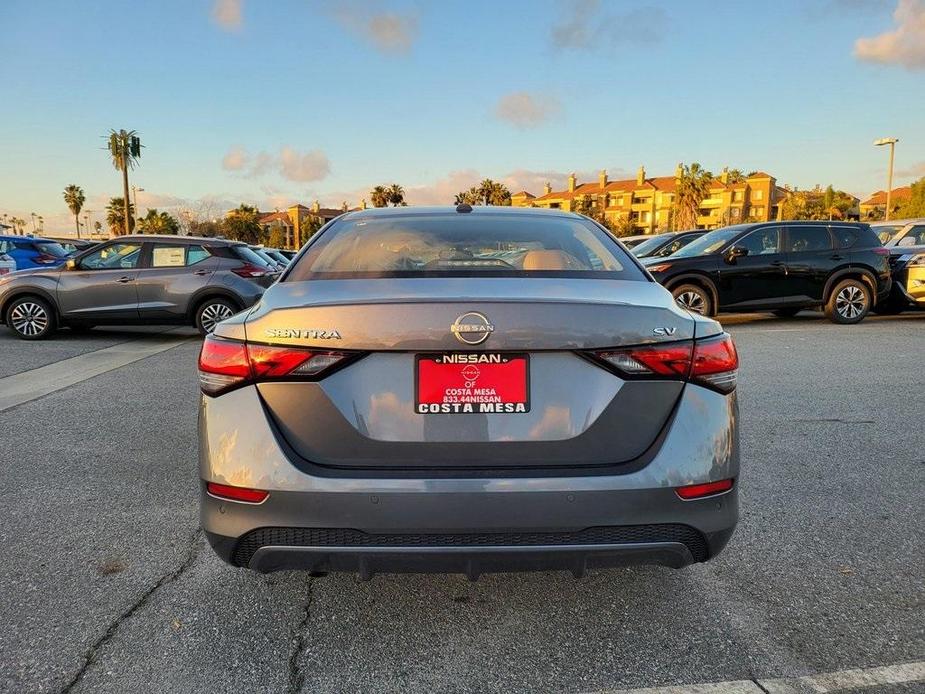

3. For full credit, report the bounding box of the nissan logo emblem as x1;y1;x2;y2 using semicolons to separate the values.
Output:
451;311;494;345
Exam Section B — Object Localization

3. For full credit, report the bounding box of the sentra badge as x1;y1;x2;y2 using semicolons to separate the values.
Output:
264;328;342;339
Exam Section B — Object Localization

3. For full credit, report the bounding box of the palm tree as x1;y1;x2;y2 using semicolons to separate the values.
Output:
370;186;389;208
387;183;406;207
106;197;135;236
63;185;86;238
673;163;713;230
106;129;142;235
136;209;180;235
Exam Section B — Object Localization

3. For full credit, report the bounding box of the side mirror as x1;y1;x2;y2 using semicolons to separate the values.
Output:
725;246;748;263
65;258;78;270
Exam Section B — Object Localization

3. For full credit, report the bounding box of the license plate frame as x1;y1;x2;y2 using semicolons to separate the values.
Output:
415;352;530;414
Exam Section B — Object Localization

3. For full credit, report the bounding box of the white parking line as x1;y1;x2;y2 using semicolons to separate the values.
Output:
0;333;193;412
589;660;925;694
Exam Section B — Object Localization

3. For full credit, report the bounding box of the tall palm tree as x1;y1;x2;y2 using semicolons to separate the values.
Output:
63;184;86;238
106;197;135;236
673;163;713;231
370;186;389;208
387;183;406;207
106;129;142;235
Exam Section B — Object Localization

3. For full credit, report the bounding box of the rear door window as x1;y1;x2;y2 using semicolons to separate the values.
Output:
287;213;644;280
737;227;781;255
831;227;859;248
785;226;832;253
150;244;211;267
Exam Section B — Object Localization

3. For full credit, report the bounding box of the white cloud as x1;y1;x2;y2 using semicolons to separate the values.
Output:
330;3;419;55
211;0;242;31
855;0;925;69
279;147;331;182
895;160;925;178
551;0;667;51
221;145;248;171
494;92;562;129
221;146;331;182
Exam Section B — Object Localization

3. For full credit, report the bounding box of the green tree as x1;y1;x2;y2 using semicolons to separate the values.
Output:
221;204;263;244
387;183;407;207
455;180;512;206
894;176;925;218
136;209;179;235
63;184;86;238
673;163;713;230
189;219;221;237
300;214;323;241
370;186;390;208
105;129;142;236
726;169;746;184
266;226;286;249
610;214;637;237
454;187;481;205
106;197;135;235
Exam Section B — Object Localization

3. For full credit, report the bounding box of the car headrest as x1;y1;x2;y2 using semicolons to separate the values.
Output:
522;249;581;271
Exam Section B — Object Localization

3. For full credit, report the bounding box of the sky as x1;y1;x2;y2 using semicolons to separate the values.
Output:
1;0;924;234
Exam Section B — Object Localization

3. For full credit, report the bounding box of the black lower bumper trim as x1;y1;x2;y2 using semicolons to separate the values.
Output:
229;524;709;574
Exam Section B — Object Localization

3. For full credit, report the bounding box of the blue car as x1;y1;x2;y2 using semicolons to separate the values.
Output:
0;235;70;270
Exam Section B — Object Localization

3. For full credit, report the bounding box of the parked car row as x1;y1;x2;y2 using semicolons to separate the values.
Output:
0;235;290;339
627;220;924;324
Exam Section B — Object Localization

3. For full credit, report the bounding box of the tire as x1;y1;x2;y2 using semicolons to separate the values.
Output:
195;297;238;335
6;295;57;340
824;278;871;324
671;284;713;316
772;308;801;318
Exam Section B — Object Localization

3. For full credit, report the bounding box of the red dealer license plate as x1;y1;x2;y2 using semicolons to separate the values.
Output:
416;353;530;414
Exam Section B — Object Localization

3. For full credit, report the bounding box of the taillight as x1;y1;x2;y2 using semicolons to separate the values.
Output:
231;262;268;278
872;247;891;256
206;482;268;504
34;253;58;264
676;478;734;500
590;333;738;393
198;335;351;395
646;263;673;273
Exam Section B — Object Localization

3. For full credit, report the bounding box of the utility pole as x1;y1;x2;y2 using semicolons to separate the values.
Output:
132;186;144;229
874;137;899;221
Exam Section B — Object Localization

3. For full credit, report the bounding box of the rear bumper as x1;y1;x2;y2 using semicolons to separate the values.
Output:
199;383;740;576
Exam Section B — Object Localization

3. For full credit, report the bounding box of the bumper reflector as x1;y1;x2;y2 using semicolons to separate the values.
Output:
676;478;734;500
206;482;269;504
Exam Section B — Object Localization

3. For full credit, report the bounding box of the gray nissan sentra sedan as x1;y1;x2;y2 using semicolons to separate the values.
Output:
198;205;740;578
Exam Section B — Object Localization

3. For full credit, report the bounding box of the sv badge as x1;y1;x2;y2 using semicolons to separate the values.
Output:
652;327;677;336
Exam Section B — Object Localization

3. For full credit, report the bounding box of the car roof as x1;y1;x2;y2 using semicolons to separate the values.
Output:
342;205;584;221
117;234;243;245
870;218;925;227
0;234;60;243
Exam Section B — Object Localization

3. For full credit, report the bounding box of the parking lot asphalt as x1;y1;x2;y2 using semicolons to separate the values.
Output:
0;312;923;694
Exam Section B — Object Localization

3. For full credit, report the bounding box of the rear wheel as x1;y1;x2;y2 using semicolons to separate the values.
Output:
195;298;238;335
772;308;801;318
6;296;57;340
671;284;713;316
825;279;871;324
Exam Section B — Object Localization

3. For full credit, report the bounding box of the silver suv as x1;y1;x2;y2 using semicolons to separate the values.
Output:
0;234;279;339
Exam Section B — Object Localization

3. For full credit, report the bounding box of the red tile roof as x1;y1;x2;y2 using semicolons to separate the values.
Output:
258;211;292;225
862;186;911;206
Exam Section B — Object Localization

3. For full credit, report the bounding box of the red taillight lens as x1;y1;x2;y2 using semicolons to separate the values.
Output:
198;336;250;394
591;333;738;393
206;482;268;504
35;253;58;264
676;478;734;500
231;262;268;278
690;333;738;393
872;247;890;256
198;335;348;395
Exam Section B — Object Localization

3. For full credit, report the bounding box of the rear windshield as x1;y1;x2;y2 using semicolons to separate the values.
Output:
629;234;669;257
233;245;276;268
286;213;645;281
34;241;69;258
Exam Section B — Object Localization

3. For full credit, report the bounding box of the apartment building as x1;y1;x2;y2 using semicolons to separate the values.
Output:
513;166;786;234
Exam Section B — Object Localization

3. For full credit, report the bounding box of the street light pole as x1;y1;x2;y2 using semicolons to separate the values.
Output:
874;137;899;221
132;186;144;229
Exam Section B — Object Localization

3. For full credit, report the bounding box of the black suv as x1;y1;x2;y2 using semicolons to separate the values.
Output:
640;221;891;324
